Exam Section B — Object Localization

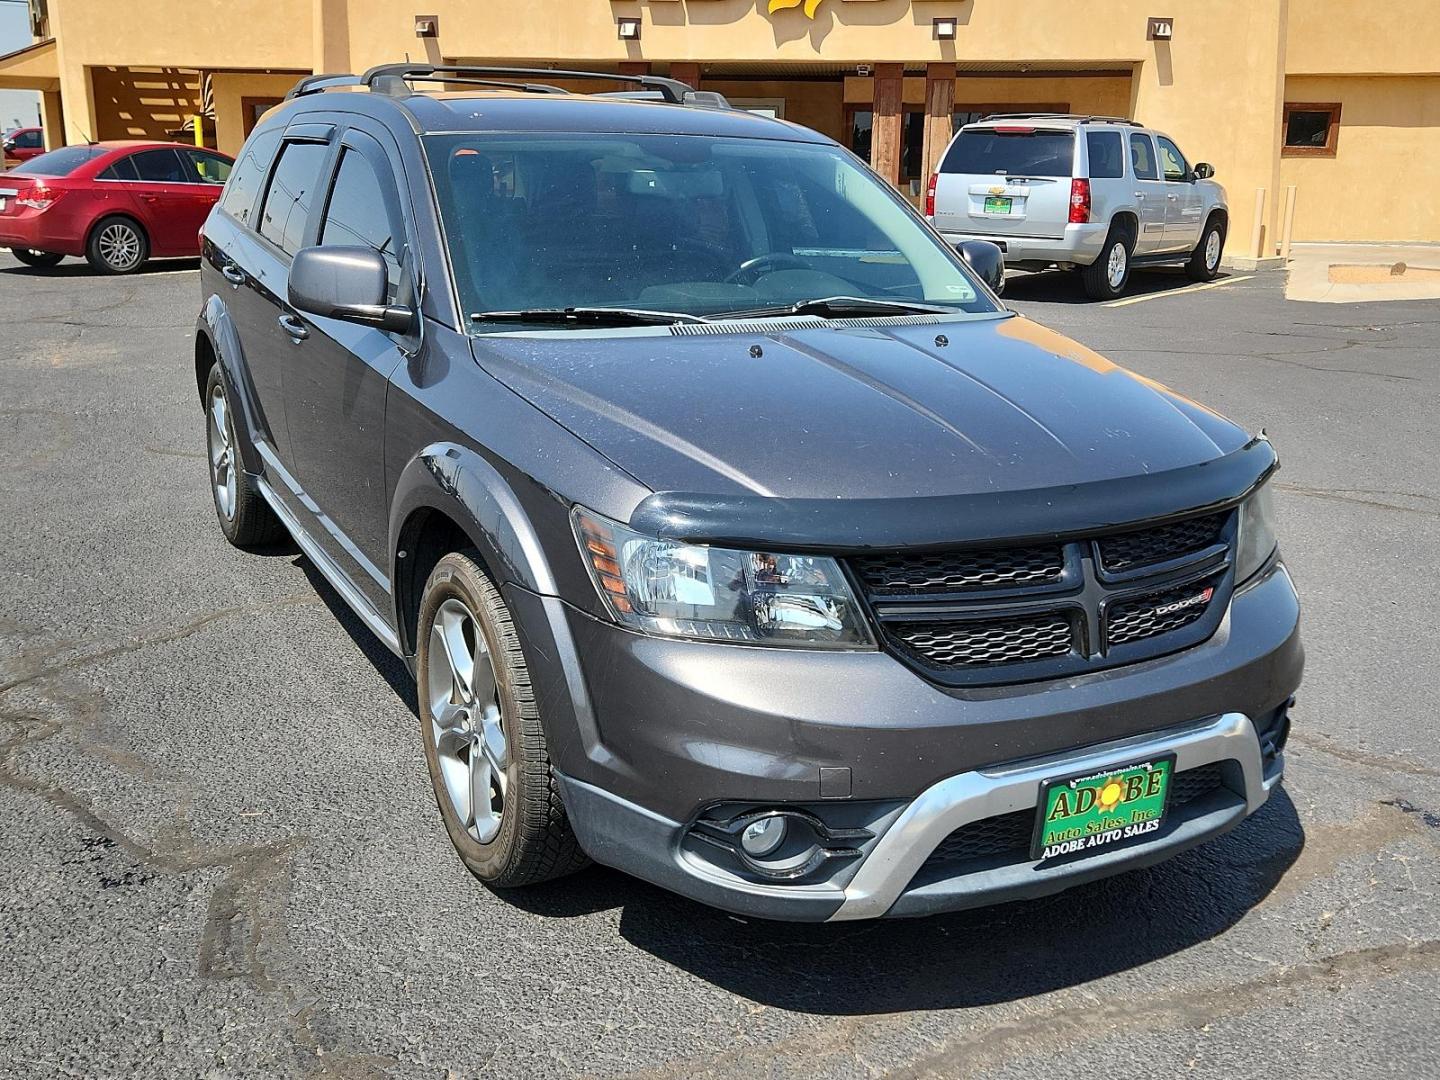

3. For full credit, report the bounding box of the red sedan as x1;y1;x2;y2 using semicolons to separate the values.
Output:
0;140;233;273
2;126;45;165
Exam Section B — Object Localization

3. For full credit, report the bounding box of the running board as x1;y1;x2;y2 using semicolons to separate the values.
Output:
255;475;404;656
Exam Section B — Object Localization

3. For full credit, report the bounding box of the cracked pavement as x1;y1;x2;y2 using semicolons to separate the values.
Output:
1;256;1438;1078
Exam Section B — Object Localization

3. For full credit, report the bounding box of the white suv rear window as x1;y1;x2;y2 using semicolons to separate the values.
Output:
939;129;1075;177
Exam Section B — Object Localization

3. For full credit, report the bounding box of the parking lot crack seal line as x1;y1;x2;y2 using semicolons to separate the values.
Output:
1289;731;1440;779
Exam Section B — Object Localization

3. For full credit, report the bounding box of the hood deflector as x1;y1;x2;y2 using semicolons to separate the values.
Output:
628;436;1277;554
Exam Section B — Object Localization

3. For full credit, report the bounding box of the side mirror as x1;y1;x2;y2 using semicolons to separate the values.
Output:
956;239;1006;295
288;246;413;333
1193;162;1214;180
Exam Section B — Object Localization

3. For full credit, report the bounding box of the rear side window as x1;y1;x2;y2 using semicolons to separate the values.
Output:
131;149;188;183
1085;131;1124;179
14;129;41;149
319;148;402;302
940;129;1075;177
1130;134;1159;180
258;141;330;256
219;128;282;226
9;145;108;176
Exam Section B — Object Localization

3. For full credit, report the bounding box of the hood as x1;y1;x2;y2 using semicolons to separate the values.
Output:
471;314;1249;502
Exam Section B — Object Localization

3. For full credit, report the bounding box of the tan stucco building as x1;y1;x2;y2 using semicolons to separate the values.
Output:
2;0;1436;249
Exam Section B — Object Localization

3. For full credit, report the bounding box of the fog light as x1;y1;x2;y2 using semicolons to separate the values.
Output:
740;814;787;857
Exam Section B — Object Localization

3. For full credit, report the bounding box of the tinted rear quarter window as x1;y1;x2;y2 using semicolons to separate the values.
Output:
1085;131;1124;179
100;156;140;181
219;128;282;226
10;145;109;176
258;140;330;256
940;129;1075;177
1130;134;1159;180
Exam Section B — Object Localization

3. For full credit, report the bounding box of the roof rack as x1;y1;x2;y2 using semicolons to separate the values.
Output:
978;112;1143;127
285;73;362;100
358;63;727;107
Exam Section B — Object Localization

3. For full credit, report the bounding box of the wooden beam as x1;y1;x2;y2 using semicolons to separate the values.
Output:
871;62;904;187
922;62;956;185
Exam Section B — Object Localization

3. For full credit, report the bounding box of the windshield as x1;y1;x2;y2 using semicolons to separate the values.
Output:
10;145;110;176
424;133;997;326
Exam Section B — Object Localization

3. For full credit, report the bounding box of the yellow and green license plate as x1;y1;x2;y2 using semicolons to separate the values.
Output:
983;195;1013;214
1031;755;1174;861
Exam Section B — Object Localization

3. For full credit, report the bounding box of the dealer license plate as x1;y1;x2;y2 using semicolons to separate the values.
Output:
983;195;1012;214
1031;755;1174;861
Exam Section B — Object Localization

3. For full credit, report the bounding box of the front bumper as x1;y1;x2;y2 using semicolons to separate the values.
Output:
557;709;1284;921
510;562;1302;921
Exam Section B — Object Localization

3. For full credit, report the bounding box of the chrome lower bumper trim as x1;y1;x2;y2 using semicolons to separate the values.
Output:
828;711;1267;921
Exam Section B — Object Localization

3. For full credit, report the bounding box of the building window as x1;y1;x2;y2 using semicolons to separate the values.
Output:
1282;102;1341;157
241;96;284;138
847;106;872;163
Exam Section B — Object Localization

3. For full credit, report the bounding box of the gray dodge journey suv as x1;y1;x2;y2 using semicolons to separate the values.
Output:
196;65;1302;921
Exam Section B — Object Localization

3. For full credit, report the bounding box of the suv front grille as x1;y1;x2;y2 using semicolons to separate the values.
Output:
850;509;1236;686
889;612;1074;669
1097;512;1225;572
853;545;1065;595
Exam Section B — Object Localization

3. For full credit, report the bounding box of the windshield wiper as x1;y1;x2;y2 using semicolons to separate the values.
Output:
720;295;959;320
471;306;709;327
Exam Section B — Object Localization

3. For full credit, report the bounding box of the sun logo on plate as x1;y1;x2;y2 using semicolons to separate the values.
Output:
768;0;825;17
1097;777;1125;812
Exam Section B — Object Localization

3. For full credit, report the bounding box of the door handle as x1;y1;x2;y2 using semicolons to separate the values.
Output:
277;313;309;341
221;263;246;286
1134;192;1146;199
1167;194;1179;202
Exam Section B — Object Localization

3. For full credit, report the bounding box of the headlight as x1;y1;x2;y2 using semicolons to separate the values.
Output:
1235;483;1278;583
572;508;874;649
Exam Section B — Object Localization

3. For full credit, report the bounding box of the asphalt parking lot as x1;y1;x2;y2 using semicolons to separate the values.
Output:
2;254;1437;1079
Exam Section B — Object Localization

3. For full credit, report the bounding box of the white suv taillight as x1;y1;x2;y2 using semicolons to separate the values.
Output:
924;172;937;218
1068;178;1091;224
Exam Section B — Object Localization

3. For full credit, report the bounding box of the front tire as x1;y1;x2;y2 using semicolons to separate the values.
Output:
1186;216;1226;282
9;247;63;268
1080;223;1134;300
86;216;149;274
204;363;285;548
416;551;588;888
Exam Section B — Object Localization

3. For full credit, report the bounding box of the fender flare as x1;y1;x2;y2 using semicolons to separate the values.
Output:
387;442;560;651
196;295;266;475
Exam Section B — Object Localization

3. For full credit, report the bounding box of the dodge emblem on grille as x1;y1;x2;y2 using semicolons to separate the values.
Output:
1151;586;1215;618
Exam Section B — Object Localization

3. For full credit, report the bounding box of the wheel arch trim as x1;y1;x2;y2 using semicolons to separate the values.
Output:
389;443;560;655
196;298;265;475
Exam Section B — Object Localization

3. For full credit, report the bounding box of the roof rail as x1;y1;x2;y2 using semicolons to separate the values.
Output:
358;63;724;107
285;73;361;100
978;112;1142;127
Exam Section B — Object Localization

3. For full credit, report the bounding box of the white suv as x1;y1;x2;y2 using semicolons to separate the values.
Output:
926;115;1228;299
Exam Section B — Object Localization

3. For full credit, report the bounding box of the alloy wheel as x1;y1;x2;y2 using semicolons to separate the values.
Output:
1205;229;1222;271
97;222;142;271
427;597;508;843
207;384;237;521
1106;242;1128;289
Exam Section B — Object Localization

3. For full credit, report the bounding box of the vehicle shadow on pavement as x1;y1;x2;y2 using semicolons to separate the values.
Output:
1004;267;1219;305
504;792;1303;1013
0;258;200;277
292;552;419;711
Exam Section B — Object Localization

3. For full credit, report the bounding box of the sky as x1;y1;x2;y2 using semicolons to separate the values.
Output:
0;3;41;133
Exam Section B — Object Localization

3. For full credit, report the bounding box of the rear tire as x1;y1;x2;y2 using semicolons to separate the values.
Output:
85;215;149;274
416;551;589;889
204;363;286;549
1080;222;1134;300
9;248;63;268
1186;216;1226;282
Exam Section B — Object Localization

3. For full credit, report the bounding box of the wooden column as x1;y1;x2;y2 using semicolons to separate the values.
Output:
670;62;701;90
922;62;956;183
871;63;904;188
